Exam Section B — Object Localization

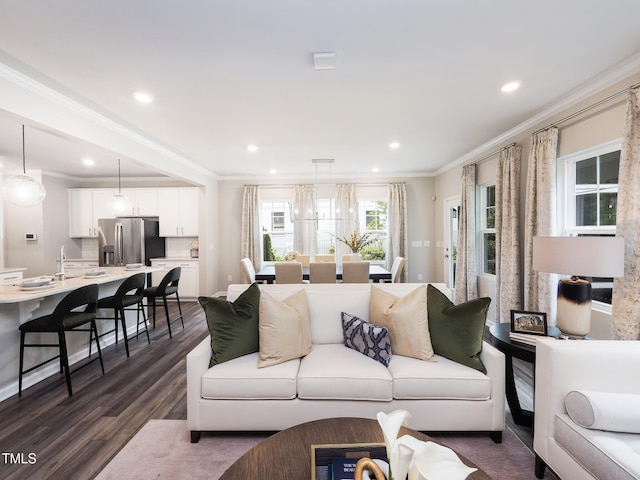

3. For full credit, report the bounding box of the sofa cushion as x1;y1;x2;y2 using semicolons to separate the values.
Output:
297;344;393;401
565;390;640;434
426;284;490;374
342;312;392;367
198;283;260;367
389;354;491;400
369;284;435;362
201;352;299;400
258;289;312;368
555;413;640;480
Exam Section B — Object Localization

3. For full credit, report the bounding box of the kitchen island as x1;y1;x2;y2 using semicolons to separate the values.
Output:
0;266;163;401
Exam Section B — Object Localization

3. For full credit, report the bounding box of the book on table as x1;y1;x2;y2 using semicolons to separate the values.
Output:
508;332;539;346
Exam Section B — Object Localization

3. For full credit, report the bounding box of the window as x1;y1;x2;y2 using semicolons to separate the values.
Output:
562;143;620;304
261;200;293;261
480;183;496;275
359;199;387;261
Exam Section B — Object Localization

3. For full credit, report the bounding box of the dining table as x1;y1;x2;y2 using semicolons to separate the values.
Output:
255;263;392;283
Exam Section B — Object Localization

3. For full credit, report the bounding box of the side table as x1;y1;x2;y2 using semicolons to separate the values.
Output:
488;322;560;428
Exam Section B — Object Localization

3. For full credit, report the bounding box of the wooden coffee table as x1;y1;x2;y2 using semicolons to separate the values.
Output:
219;417;491;479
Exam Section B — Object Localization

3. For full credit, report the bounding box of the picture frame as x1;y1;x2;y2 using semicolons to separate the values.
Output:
510;310;548;336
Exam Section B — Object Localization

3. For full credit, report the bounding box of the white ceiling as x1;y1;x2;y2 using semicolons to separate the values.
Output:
1;1;640;181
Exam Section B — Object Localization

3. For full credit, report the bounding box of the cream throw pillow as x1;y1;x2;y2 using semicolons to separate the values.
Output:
258;289;312;368
370;284;435;361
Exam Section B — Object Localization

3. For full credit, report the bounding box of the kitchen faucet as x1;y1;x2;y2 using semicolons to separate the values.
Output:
56;245;66;281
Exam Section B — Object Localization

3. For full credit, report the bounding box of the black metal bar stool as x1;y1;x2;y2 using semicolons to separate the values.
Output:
18;283;103;397
143;267;184;338
95;273;149;358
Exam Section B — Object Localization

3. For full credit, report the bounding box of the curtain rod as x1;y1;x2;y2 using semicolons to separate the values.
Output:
254;182;393;189
532;82;640;136
469;142;517;166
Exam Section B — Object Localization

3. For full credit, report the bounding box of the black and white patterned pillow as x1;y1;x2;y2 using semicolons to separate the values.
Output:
341;312;392;367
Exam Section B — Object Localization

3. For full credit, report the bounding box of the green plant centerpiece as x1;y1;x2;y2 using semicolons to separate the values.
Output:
336;231;379;253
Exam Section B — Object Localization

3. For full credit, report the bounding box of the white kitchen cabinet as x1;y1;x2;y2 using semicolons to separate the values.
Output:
157;188;199;237
69;189;116;237
121;188;159;216
0;270;24;285
151;259;199;299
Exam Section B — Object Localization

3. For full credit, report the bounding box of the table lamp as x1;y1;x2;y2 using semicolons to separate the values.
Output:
532;236;625;338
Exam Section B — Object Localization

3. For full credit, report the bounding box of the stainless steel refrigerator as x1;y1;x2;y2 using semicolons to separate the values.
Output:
98;217;166;267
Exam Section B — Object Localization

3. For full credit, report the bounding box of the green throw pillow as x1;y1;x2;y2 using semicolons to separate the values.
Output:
426;284;490;374
198;283;260;367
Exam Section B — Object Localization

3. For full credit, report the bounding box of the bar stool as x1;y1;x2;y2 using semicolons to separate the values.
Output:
95;273;149;358
19;284;103;397
143;267;184;338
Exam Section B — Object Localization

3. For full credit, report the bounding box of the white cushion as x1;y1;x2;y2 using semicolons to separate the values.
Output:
297;344;393;401
305;287;371;344
389;354;491;400
565;390;640;433
201;352;299;400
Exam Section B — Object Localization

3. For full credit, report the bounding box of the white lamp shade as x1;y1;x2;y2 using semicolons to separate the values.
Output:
2;174;47;207
533;236;625;278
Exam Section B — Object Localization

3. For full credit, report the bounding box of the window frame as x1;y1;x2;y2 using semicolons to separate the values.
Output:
479;182;496;276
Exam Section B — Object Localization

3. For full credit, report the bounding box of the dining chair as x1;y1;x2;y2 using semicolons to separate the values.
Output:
95;273;149;358
240;258;256;283
309;262;336;283
390;256;406;283
297;254;311;267
314;254;335;263
19;284;103;397
275;262;304;284
143;267;184;338
342;261;370;283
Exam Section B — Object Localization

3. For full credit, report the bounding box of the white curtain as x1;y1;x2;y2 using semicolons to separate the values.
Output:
612;86;640;340
293;184;317;256
495;145;522;323
240;185;262;278
455;164;477;303
523;127;558;320
335;184;359;262
386;183;408;282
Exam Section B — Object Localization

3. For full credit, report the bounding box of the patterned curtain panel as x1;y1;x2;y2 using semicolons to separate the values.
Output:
495;145;522;323
386;183;408;282
612;86;640;340
335;184;359;262
455;164;478;303
523;127;558;319
240;185;262;277
293;184;318;256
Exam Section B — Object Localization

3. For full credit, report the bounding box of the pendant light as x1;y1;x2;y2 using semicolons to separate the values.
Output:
109;158;132;215
2;125;46;207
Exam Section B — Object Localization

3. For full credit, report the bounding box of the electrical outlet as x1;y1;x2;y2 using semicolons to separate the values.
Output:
417;274;423;281
228;275;232;281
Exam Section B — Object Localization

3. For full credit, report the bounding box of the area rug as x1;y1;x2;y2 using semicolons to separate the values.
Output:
96;419;556;479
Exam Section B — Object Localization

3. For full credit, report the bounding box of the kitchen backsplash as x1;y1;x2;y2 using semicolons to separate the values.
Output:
80;237;198;260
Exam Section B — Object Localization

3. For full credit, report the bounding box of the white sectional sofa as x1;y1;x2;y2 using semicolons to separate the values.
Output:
534;337;640;480
187;282;505;443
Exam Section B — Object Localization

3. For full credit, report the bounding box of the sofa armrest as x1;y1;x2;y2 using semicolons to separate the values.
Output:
186;336;213;430
479;340;506;431
534;338;640;462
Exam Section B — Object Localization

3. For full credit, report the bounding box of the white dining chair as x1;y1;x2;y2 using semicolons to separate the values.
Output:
390;256;406;283
240;258;256;283
314;254;335;263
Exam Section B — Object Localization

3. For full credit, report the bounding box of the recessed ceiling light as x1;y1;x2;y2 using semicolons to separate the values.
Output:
133;91;154;103
372;167;379;172
501;81;520;93
389;142;400;149
82;158;95;166
247;145;258;152
269;169;277;174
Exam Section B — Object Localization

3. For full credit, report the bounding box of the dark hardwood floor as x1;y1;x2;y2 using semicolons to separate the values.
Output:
0;300;209;480
0;304;540;479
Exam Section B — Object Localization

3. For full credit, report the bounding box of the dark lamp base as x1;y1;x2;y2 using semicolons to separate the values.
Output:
556;278;592;338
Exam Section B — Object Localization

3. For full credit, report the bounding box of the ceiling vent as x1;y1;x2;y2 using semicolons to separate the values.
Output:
313;52;336;70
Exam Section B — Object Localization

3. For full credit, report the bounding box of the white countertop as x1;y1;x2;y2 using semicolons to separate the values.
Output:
0;266;160;304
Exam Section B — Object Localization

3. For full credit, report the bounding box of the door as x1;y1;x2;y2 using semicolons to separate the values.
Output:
443;196;460;295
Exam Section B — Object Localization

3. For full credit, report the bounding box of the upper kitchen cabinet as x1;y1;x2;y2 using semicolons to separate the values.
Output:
121;188;159;216
157;188;199;237
69;189;115;237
